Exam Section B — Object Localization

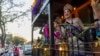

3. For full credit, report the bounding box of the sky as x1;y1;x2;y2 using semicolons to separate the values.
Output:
6;0;40;41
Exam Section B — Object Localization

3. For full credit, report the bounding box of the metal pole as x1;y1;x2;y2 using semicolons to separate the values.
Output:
31;11;34;56
32;0;49;26
48;0;55;56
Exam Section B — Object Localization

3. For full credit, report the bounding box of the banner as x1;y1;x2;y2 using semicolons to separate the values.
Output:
32;0;42;15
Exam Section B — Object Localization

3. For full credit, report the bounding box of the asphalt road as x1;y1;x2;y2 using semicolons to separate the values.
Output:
20;50;32;56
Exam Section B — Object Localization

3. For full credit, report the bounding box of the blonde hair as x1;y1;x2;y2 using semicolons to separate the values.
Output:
63;3;73;11
54;16;61;24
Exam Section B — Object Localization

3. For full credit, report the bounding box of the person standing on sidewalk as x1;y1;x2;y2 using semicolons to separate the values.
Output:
13;46;20;56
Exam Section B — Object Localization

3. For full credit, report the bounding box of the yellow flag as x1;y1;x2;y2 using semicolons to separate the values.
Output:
31;0;37;7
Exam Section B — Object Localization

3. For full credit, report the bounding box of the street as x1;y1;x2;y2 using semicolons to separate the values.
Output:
1;49;32;56
20;49;32;56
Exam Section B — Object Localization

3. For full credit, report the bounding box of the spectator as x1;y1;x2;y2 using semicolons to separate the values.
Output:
13;46;20;56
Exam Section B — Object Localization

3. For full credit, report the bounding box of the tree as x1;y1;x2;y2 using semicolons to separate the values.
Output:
5;34;13;44
12;36;27;45
0;0;30;47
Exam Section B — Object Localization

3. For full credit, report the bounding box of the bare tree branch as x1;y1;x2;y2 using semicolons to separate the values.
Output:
5;9;30;23
0;0;29;47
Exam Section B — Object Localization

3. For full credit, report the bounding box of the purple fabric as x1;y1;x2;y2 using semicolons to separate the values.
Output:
66;25;83;37
44;24;49;38
54;31;60;39
32;0;42;15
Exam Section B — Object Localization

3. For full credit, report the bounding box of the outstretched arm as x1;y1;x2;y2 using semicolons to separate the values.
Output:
91;0;100;19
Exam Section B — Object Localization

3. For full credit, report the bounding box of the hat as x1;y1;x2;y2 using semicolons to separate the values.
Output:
63;4;73;11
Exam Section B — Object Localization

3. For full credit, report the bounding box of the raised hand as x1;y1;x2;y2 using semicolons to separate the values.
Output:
91;0;99;8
